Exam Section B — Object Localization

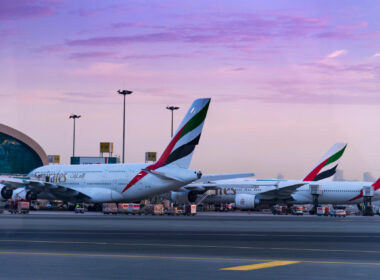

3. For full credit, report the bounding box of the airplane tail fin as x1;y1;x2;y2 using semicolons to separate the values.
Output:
303;143;347;182
156;98;211;169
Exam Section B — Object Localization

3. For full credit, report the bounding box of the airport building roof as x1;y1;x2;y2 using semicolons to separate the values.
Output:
0;123;48;175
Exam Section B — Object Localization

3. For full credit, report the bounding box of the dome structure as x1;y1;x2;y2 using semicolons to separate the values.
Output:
0;123;48;175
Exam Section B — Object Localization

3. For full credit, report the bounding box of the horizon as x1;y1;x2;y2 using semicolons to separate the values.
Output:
1;0;379;180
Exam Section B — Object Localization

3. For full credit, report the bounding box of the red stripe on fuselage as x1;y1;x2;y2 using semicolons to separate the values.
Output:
121;126;185;193
348;178;380;201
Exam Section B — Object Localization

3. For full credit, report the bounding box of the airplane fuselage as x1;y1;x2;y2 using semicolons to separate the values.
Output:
200;180;380;205
27;163;200;203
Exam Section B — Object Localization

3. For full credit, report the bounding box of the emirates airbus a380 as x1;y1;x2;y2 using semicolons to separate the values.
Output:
0;98;214;203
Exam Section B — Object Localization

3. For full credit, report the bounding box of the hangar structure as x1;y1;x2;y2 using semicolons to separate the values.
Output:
0;123;48;175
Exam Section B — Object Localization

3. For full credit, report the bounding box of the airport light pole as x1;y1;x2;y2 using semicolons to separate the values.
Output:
166;106;179;138
69;114;81;157
117;89;133;163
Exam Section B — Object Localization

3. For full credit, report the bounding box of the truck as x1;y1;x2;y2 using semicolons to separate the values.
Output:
291;206;303;216
74;203;85;214
184;204;197;216
102;203;118;215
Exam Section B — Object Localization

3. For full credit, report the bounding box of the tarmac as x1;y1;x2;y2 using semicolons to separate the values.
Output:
0;212;380;279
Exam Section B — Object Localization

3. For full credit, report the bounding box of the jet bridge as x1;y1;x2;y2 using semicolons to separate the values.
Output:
309;184;322;215
362;186;374;216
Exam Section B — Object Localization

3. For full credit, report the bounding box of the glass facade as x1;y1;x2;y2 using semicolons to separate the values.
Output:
0;132;43;175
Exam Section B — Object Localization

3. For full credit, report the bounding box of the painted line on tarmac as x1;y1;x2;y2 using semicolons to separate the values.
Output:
0;250;380;269
0;239;380;254
221;260;301;271
3;231;380;239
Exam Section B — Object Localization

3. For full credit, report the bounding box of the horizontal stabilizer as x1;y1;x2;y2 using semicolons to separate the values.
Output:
142;169;185;182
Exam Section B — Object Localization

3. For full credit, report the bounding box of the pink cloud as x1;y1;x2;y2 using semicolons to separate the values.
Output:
35;44;67;53
64;12;370;50
68;51;116;60
326;49;347;58
0;0;58;20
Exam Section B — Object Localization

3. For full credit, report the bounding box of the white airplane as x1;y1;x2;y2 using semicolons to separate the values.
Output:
0;98;217;203
170;142;378;209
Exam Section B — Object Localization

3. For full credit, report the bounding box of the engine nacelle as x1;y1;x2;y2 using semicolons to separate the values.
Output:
234;194;258;210
171;191;198;204
0;185;13;200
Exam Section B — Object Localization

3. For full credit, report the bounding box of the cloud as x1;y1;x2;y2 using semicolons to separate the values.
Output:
373;53;380;58
0;0;59;21
326;49;347;58
68;51;116;60
35;44;67;53
64;13;339;48
123;53;191;60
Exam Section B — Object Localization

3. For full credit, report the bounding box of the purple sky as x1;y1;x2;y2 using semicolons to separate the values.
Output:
1;0;379;179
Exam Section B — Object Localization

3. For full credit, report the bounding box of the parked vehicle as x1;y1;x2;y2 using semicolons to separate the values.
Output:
74;203;85;214
102;203;118;215
330;209;346;217
291;206;303;216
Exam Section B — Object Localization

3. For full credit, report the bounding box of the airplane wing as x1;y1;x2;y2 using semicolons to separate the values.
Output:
257;182;307;200
0;177;90;201
196;172;254;183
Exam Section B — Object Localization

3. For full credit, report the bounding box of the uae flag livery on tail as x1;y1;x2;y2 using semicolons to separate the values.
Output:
121;98;210;193
303;143;347;182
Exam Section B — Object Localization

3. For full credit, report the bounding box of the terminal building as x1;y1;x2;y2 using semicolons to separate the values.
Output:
0;123;48;175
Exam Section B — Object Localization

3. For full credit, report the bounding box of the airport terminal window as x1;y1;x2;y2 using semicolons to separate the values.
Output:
0;133;43;175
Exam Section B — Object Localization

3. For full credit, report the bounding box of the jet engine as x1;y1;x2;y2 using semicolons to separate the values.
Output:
26;191;38;201
234;194;259;210
171;191;198;204
0;185;13;200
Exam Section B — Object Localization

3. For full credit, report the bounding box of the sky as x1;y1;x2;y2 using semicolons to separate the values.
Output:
0;0;379;180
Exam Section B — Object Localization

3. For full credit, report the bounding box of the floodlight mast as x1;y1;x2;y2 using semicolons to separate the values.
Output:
166;106;179;138
69;114;81;157
117;90;133;163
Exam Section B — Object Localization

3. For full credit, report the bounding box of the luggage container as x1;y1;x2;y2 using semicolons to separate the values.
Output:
102;203;118;215
128;203;141;215
118;203;129;214
317;206;330;216
184;204;197;216
17;201;30;214
143;204;164;215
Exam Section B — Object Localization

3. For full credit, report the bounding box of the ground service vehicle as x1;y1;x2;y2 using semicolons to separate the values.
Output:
102;203;118;215
74;204;85;213
330;209;346;217
291;206;303;215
